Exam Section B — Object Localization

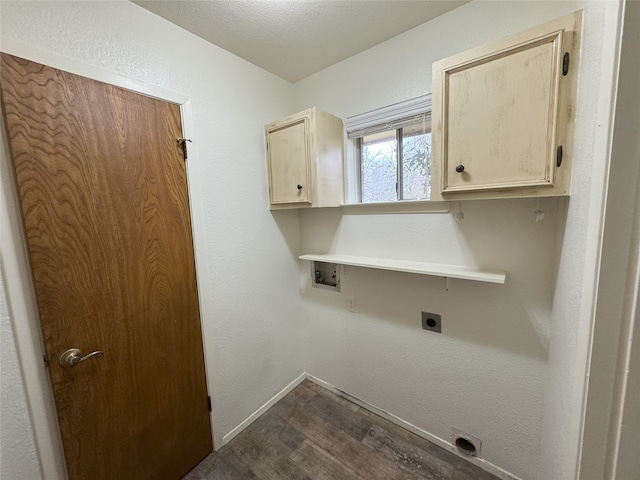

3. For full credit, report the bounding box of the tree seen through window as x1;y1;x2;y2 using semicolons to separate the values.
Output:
359;120;431;203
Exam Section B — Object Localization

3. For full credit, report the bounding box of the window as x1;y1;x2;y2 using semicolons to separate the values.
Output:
345;95;432;204
358;121;431;202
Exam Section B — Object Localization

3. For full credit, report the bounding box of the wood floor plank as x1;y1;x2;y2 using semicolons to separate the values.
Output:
337;437;423;480
242;407;307;452
356;407;498;479
451;459;503;480
289;440;364;480
356;406;442;449
181;452;221;480
356;407;468;467
230;429;310;480
362;425;453;479
265;383;317;419
301;379;324;394
182;448;257;480
302;380;360;413
285;403;354;457
306;392;373;441
185;380;500;480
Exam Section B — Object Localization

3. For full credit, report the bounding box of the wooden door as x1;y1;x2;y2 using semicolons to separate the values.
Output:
266;116;311;205
0;53;212;479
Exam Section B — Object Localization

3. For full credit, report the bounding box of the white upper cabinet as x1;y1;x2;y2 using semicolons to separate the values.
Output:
265;107;344;209
431;11;582;200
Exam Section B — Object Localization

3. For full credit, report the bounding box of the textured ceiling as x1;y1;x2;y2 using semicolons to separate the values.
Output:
132;0;469;83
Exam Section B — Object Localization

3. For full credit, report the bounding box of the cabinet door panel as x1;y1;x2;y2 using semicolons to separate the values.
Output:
268;119;310;204
444;38;558;191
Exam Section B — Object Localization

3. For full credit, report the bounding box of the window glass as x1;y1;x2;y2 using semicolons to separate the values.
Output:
358;119;431;203
401;123;431;200
360;129;397;203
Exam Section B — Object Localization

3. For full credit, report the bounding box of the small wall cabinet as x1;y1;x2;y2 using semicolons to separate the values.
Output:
265;107;344;209
431;11;582;201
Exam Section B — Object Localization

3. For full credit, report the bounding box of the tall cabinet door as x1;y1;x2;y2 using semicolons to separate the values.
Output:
432;11;581;200
267;117;311;204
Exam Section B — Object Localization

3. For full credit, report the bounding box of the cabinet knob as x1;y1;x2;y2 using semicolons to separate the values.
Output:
297;184;303;190
455;165;465;173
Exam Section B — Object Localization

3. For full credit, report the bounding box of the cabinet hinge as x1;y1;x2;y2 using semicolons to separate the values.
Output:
207;396;212;412
562;52;570;76
43;355;50;368
556;145;563;167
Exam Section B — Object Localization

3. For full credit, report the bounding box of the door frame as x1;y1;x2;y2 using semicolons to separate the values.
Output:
0;39;215;480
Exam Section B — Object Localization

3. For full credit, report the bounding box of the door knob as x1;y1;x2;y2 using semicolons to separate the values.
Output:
59;348;104;367
455;165;465;173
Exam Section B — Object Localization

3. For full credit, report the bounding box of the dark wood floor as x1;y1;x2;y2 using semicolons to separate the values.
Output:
183;379;499;480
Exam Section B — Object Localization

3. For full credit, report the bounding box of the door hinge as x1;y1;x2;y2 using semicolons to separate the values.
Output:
562;52;570;76
207;396;212;412
177;138;192;161
556;145;563;167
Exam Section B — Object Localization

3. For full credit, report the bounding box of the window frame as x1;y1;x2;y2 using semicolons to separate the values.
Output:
345;94;432;205
353;116;431;203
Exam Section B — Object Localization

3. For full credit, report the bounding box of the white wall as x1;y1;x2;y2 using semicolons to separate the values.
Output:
294;2;622;479
616;302;640;478
0;1;629;480
580;1;640;477
0;272;43;479
0;0;301;476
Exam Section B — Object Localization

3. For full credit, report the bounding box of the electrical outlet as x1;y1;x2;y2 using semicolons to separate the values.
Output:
421;312;441;333
347;296;356;313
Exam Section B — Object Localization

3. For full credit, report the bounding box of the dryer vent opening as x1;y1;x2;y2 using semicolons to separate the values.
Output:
455;435;479;457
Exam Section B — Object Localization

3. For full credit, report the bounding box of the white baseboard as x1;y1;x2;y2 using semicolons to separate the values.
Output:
222;372;520;480
222;372;306;445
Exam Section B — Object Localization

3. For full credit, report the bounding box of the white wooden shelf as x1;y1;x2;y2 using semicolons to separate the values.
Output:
299;254;506;284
